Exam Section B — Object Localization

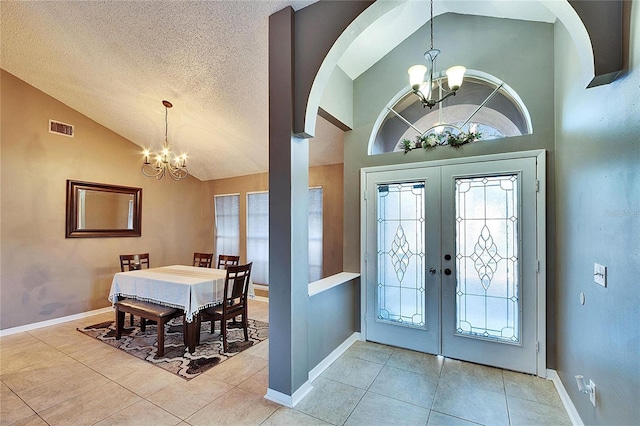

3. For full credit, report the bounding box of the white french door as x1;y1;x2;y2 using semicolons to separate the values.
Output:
362;153;544;374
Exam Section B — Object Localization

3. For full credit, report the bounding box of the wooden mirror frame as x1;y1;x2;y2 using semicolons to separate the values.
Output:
66;180;142;238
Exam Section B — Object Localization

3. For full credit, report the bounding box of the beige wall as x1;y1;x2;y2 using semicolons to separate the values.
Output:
202;163;344;280
0;70;209;329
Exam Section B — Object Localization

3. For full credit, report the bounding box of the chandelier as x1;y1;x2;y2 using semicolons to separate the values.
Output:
408;0;466;109
141;100;188;181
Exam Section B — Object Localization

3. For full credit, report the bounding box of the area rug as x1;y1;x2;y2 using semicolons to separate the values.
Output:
77;316;268;380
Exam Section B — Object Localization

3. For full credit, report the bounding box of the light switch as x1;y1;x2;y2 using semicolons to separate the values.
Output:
594;263;607;287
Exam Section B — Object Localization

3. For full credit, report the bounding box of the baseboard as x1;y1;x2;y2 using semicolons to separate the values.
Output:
0;307;113;337
265;380;313;408
547;369;584;426
309;332;362;382
252;295;269;303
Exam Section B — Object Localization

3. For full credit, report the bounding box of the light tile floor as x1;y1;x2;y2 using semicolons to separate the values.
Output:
1;300;572;425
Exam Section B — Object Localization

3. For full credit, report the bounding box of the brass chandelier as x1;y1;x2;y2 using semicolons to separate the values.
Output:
141;100;188;181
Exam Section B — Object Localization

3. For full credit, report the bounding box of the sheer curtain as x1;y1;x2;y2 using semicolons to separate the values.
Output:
214;194;239;262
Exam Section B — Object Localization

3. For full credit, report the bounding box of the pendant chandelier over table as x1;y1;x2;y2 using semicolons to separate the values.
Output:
141;100;188;181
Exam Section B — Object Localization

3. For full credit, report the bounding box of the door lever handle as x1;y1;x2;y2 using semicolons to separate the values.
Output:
429;268;437;274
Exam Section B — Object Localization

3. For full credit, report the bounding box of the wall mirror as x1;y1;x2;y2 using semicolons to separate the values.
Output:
66;180;142;238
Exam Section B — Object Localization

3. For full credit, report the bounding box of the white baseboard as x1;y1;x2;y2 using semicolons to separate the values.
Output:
309;332;362;382
0;307;113;337
547;369;584;426
265;380;313;408
263;332;362;408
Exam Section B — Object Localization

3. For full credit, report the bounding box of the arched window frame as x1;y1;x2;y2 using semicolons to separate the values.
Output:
367;70;533;155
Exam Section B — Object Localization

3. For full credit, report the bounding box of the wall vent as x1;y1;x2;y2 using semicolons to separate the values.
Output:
49;119;74;137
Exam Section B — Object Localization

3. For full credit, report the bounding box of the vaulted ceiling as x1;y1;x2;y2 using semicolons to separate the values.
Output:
2;1;560;181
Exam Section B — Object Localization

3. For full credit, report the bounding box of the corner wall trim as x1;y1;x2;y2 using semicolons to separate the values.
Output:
309;332;362;382
547;369;584;426
0;307;113;337
265;381;314;408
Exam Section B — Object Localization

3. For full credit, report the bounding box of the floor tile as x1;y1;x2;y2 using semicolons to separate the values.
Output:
343;340;394;364
38;381;141;425
115;362;185;397
320;354;383;389
441;358;505;394
295;377;365;425
1;381;36;425
93;399;182;426
261;406;331;425
386;347;444;378
368;364;438;408
427;410;481;425
206;353;268;386
185;387;279;426
146;374;233;419
243;339;269;360
503;370;564;407
6;414;49;426
237;365;269;396
432;380;509;425
507;395;572;426
344;391;429;426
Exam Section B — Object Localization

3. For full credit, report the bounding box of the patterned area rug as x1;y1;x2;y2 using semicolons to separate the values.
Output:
77;317;268;380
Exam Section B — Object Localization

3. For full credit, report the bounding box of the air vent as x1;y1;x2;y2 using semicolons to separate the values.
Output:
49;119;74;137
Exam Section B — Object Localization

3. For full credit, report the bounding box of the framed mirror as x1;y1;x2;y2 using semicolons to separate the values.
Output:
66;180;142;238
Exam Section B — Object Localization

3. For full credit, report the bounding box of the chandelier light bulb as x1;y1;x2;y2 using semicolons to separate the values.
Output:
408;65;427;90
446;66;466;91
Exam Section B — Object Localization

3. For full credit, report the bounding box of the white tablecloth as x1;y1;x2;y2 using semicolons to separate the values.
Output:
108;265;254;322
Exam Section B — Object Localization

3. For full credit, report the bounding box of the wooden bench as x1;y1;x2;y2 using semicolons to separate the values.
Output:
114;299;183;357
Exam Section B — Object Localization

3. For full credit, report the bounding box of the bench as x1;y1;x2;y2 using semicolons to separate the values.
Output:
114;299;183;357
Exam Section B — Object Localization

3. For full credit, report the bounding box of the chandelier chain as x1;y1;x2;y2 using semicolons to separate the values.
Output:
430;0;434;50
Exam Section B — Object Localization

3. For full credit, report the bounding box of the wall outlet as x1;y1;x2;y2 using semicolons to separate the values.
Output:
590;380;596;407
594;263;607;287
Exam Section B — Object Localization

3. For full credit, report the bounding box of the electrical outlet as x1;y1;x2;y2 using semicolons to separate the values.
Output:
590;380;596;407
594;263;607;287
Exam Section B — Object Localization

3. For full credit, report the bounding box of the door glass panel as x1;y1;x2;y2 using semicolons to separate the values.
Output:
377;182;426;327
455;175;520;342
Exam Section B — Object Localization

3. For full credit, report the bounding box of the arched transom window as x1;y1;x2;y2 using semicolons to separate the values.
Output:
369;71;532;154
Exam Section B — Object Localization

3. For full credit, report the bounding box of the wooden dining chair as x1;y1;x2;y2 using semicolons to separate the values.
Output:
119;253;150;326
217;254;240;269
120;253;150;271
197;262;252;352
193;252;213;268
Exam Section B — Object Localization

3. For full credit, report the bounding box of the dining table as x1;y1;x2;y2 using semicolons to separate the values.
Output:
108;264;254;353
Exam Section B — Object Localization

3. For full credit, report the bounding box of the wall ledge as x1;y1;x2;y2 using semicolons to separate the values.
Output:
308;272;360;297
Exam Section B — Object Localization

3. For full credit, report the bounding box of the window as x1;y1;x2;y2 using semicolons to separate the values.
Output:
369;73;532;154
308;187;323;282
246;188;324;285
214;194;239;261
247;192;270;285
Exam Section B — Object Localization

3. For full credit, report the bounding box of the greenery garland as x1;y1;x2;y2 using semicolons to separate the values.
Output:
400;130;482;153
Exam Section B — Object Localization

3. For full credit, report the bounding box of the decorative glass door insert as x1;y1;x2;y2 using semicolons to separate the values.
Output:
454;175;520;343
377;182;426;327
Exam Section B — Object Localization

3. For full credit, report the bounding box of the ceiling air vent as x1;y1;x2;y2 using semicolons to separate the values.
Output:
49;119;74;137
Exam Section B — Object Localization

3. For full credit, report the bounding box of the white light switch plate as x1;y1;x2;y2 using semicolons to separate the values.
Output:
594;263;607;287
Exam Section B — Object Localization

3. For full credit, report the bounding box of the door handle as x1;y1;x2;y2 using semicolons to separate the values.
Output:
429;268;437;274
444;268;452;275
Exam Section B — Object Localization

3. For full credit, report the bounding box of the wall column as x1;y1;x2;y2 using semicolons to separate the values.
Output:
266;6;311;406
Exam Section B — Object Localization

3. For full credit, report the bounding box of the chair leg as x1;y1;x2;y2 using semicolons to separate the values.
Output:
221;316;228;352
243;313;249;342
129;313;134;326
141;318;146;332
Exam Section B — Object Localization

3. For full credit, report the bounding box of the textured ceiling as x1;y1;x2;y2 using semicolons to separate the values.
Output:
2;0;558;181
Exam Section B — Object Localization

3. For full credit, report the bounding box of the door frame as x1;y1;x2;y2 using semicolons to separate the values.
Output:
360;149;547;376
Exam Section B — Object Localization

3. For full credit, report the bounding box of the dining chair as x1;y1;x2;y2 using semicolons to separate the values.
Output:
197;262;252;352
119;253;150;326
193;252;213;268
120;253;150;271
217;254;240;269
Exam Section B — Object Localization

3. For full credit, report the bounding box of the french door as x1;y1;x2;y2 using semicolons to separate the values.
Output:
362;153;544;374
